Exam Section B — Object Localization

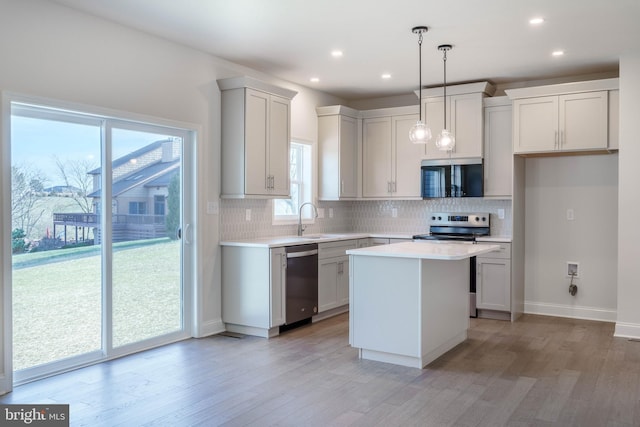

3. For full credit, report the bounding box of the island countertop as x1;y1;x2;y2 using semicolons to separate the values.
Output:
346;241;500;260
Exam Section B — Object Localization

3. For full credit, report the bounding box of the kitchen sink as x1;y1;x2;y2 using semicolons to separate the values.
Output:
300;233;347;240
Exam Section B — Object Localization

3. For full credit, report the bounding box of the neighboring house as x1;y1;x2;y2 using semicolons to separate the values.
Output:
53;139;180;243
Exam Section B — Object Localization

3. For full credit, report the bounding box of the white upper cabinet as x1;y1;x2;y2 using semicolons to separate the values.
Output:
218;77;297;198
362;116;393;197
393;114;425;198
483;97;513;198
608;89;619;150
361;107;424;198
420;82;495;160
424;92;485;159
507;78;618;155
317;106;359;200
512;92;607;153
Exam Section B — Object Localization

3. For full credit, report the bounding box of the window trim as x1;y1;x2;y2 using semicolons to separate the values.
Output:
273;139;316;225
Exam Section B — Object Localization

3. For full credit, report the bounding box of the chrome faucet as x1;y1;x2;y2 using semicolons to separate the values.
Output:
297;202;318;236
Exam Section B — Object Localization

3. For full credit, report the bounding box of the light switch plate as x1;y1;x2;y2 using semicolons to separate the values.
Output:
498;208;505;219
391;208;398;218
317;208;325;218
245;209;251;221
206;201;219;215
329;208;334;218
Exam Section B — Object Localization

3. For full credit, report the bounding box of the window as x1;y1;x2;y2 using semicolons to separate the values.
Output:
154;195;165;215
128;201;147;215
273;141;313;223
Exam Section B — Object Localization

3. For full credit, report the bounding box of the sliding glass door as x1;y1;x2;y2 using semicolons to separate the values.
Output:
109;126;184;349
11;107;104;375
9;101;193;384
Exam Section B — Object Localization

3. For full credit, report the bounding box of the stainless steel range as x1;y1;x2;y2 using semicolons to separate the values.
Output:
413;212;491;317
412;212;490;242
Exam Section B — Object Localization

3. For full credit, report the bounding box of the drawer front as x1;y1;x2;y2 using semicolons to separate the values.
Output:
477;242;511;259
319;240;358;259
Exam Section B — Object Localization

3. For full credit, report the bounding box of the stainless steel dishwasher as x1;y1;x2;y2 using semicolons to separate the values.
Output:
285;243;318;324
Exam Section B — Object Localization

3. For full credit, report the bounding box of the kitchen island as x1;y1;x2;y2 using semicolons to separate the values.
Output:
346;241;499;369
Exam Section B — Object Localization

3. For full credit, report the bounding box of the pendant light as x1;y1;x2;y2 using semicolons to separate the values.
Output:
409;26;431;144
435;44;455;151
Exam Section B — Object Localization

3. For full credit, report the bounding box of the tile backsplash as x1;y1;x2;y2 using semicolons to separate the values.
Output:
351;199;512;236
220;198;512;241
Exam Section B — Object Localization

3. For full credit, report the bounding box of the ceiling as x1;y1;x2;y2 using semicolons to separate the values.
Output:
50;0;639;101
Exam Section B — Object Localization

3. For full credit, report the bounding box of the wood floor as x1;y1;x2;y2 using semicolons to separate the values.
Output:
1;313;639;426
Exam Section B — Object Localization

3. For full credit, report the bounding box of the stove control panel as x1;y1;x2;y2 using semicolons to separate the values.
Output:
430;212;489;227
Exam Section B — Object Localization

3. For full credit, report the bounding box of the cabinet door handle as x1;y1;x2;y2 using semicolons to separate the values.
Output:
393;181;397;193
387;182;391;193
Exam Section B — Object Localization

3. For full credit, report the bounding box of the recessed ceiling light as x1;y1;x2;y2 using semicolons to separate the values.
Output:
381;73;391;79
529;17;545;25
310;77;320;83
331;50;343;58
552;50;565;57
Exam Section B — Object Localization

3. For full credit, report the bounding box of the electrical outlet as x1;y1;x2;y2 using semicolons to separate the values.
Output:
391;208;398;218
566;208;575;221
245;209;251;221
329;208;334;218
317;208;325;219
498;209;505;219
567;262;579;277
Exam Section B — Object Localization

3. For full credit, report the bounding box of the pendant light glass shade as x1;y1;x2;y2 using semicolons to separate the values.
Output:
436;44;455;151
410;26;431;144
435;128;455;150
409;120;432;144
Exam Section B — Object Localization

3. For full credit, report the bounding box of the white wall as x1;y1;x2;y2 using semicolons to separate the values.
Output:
524;155;618;321
0;0;343;393
616;52;640;338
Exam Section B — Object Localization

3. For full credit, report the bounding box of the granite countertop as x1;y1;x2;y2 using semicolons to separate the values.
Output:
346;241;501;260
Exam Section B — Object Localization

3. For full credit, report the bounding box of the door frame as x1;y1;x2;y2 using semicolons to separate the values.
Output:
0;91;199;391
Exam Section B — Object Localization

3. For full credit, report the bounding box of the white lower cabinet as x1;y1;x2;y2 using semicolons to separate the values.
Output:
318;240;357;312
357;238;371;248
367;237;411;246
476;243;511;312
221;246;286;337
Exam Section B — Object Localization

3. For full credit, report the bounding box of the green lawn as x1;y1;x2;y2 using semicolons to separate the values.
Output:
12;238;181;371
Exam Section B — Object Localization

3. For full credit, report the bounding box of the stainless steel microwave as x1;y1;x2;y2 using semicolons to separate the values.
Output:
420;158;484;198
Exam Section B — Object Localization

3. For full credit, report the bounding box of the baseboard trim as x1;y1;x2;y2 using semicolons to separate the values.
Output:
195;318;225;338
614;322;640;339
524;301;616;323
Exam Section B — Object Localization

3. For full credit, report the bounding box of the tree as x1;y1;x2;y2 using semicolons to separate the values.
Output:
11;164;47;238
165;173;180;240
53;156;96;213
11;228;29;254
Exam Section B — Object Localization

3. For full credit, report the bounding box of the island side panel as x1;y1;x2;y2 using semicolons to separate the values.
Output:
350;255;421;360
420;258;470;365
